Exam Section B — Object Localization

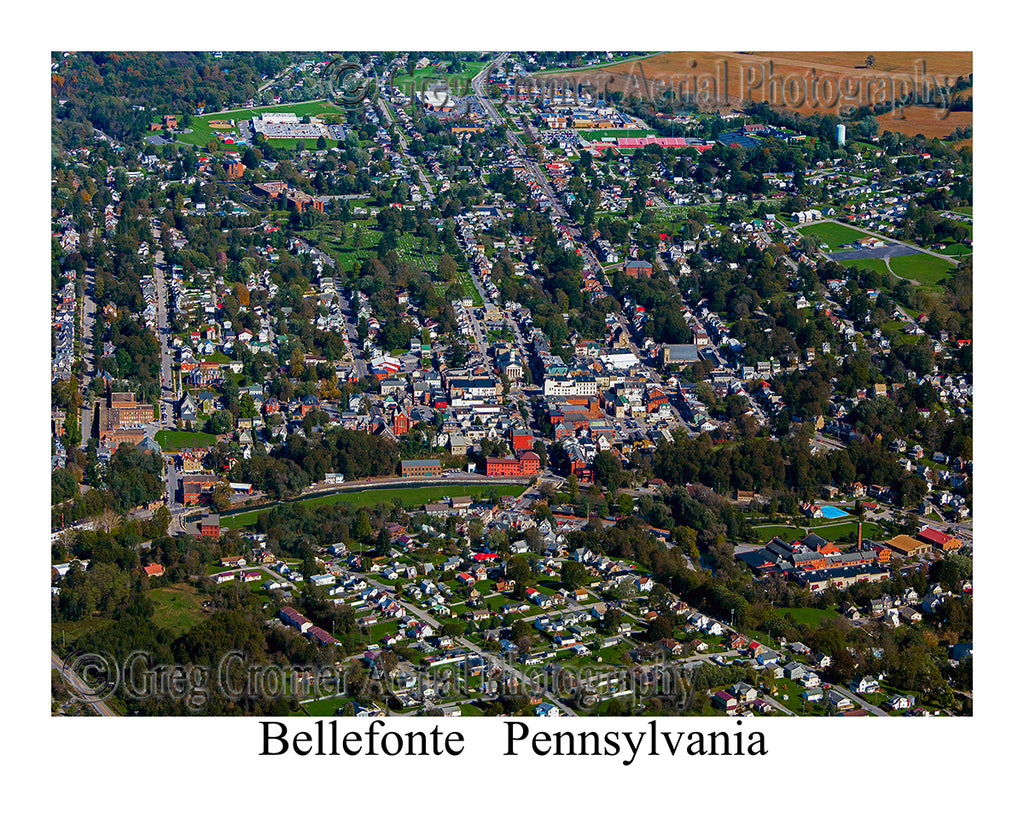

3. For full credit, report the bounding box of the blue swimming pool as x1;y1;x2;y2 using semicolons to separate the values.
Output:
819;505;848;519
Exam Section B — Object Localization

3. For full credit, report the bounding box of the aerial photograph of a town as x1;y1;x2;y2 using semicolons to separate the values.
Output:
50;50;974;721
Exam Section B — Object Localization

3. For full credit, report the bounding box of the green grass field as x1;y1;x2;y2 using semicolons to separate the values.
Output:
938;243;972;258
753;519;881;545
577;129;656;140
776;606;838;627
297;695;354;717
222;483;520;527
148;583;209;635
753;525;806;542
889;253;956;288
806;520;882;542
838;257;892;278
154;430;217;450
392;61;489;98
797;222;870;247
533;52;663;75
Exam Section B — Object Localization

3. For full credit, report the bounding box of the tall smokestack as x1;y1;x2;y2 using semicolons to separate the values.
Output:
857;521;862;551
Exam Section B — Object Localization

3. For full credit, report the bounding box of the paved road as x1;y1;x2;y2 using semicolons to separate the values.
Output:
51;649;120;716
79;267;97;444
81;267;96;377
334;290;369;379
762;693;797;715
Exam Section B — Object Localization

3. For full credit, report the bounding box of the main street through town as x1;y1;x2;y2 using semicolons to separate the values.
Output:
150;218;187;529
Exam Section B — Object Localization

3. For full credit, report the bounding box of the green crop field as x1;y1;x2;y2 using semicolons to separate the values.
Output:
797;222;870;247
154;430;217;450
221;483;520;527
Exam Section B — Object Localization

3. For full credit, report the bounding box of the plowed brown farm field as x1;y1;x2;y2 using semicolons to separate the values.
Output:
538;51;972;142
876;105;973;141
746;52;971;77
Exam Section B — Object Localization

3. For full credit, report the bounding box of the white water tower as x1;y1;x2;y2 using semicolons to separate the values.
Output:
836;123;847;146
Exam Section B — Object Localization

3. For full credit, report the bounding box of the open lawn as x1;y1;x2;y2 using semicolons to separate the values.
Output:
938;243;972;258
806;520;882;543
797;222;869;247
577;129;657;140
888;253;956;288
753;525;805;543
838;257;892;278
148;583;209;635
753;519;881;544
392;61;489;98
222;483;518;528
154;430;217;450
297;695;353;717
776;606;839;627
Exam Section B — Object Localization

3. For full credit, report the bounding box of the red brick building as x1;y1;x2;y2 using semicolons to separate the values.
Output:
623;260;653;279
518;450;541;475
200;514;221;539
181;475;218;505
109;392;153;425
485;457;522;477
484;451;541;477
98;392;153;446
